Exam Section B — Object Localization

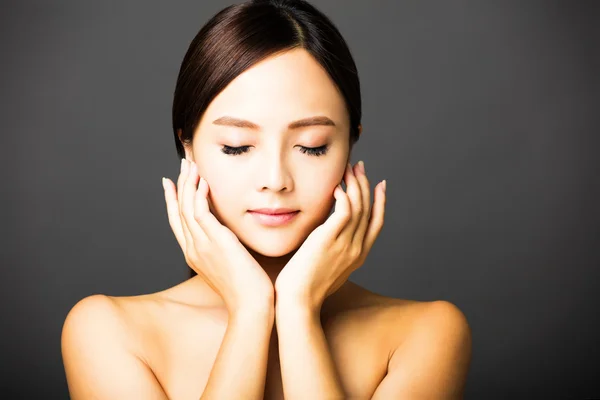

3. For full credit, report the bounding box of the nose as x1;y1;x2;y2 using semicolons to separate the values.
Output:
256;148;294;193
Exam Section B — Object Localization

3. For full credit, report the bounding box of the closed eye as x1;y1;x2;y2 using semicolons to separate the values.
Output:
221;145;251;156
220;145;329;157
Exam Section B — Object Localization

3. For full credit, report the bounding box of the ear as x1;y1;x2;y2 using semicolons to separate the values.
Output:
177;129;194;161
358;124;362;137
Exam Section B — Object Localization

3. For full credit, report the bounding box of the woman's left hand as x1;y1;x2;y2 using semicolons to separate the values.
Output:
274;161;387;311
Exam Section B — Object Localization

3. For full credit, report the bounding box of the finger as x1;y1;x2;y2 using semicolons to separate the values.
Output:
181;160;210;243
321;183;351;240
194;173;226;240
352;161;371;247
162;177;186;250
177;159;196;253
177;158;203;247
339;162;363;239
363;180;386;255
177;158;187;217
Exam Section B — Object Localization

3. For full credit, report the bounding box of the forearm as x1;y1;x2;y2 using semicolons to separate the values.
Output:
275;303;345;399
200;305;274;400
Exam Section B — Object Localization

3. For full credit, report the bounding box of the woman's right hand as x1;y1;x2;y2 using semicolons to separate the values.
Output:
161;158;274;314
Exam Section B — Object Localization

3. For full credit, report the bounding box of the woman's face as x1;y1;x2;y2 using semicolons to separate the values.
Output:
184;48;352;257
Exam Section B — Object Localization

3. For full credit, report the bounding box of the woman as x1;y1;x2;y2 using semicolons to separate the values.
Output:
61;0;472;398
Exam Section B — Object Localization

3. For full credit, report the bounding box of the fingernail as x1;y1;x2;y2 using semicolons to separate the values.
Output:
382;180;387;193
181;158;187;174
358;160;365;174
162;177;167;191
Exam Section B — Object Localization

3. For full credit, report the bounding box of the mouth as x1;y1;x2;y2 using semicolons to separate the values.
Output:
248;208;299;215
247;209;300;226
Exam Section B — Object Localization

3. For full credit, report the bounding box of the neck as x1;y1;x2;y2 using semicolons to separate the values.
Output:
247;247;297;287
184;246;298;306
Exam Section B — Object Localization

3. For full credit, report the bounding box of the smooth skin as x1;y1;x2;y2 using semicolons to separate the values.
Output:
168;157;276;399
274;160;386;310
170;158;275;312
61;48;471;399
173;155;386;399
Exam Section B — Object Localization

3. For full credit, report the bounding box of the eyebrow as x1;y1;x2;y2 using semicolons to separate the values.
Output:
212;115;336;130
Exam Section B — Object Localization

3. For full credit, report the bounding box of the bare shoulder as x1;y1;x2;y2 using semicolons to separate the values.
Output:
333;282;471;365
337;282;470;339
338;284;472;398
326;281;430;327
389;297;472;357
62;294;135;352
63;293;160;354
391;299;472;398
390;297;472;367
61;294;168;399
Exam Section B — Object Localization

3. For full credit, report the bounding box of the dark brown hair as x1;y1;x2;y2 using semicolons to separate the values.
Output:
171;0;362;278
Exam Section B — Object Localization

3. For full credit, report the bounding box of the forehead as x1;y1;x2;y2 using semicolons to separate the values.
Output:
200;48;349;130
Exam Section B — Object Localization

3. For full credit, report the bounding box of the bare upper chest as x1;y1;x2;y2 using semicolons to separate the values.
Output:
123;292;411;400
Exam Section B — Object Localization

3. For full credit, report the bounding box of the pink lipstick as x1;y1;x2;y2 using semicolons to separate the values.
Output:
248;208;299;227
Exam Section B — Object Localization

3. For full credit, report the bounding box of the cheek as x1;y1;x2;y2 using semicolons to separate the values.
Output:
201;171;245;225
302;177;339;216
205;187;240;229
201;159;244;202
205;178;241;214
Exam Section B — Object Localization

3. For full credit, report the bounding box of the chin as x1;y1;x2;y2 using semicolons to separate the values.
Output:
226;213;316;258
238;228;305;258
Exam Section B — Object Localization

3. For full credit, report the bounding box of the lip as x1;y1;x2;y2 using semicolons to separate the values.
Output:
248;210;299;227
248;208;299;215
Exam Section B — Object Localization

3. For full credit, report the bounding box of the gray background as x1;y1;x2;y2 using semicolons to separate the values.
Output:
1;0;599;398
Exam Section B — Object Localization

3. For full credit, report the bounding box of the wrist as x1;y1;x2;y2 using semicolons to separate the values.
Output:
230;298;275;321
275;296;321;316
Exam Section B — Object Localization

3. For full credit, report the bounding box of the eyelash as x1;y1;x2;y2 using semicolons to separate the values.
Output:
220;145;329;157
